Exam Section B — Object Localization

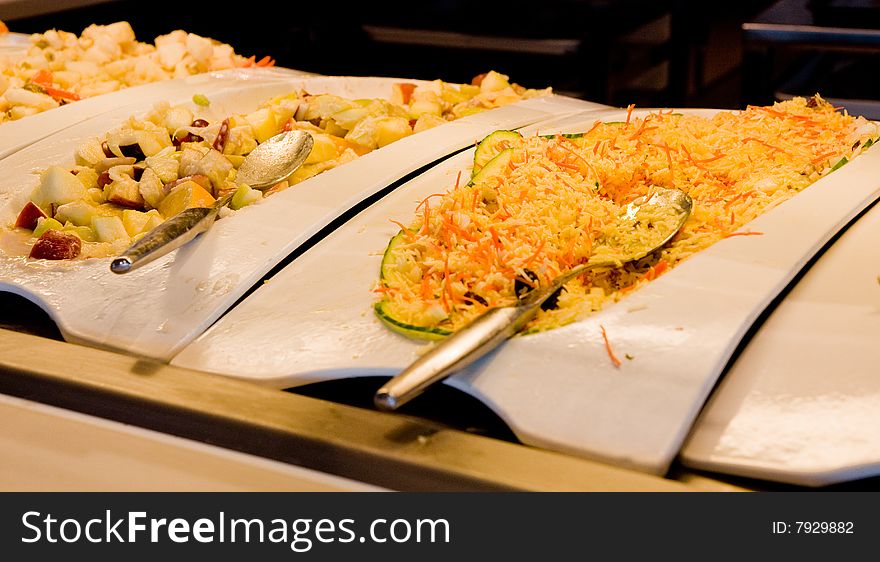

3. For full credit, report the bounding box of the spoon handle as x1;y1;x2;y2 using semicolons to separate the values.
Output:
374;302;540;411
110;195;230;274
374;262;604;410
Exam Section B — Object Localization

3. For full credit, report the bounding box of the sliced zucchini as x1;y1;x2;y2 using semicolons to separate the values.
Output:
374;300;452;341
540;132;586;140
380;229;411;281
376;229;453;340
468;148;513;187
473;130;521;176
830;156;848;172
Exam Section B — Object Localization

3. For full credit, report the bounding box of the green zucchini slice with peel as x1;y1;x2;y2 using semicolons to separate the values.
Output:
468;148;514;187
379;230;411;281
375;230;452;340
540;132;587;140
830;156;848;172
472;130;521;176
374;300;452;340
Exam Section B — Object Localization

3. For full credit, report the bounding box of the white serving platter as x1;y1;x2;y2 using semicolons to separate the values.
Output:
0;67;316;160
680;199;880;486
172;107;880;475
0;74;602;360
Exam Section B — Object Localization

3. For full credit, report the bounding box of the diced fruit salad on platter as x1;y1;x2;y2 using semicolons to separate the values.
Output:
6;71;550;261
0;21;274;124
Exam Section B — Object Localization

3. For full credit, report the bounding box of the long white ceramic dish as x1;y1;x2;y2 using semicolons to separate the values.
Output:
0;74;602;360
0;67;316;160
680;199;880;486
173;107;880;475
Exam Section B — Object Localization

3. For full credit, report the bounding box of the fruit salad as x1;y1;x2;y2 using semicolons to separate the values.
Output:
8;72;550;261
0;21;273;124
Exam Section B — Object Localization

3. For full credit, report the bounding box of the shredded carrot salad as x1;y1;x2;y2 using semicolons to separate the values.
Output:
377;96;879;336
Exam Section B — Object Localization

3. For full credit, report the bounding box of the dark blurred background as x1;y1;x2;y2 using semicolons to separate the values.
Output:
3;0;879;112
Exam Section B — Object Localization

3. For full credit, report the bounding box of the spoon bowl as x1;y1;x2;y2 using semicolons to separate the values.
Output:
235;130;314;191
110;130;313;274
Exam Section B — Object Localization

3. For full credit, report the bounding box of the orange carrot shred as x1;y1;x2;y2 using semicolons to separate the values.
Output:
600;325;622;368
416;193;445;210
584;120;602;136
742;137;786;154
389;219;414;238
625;104;635;127
521;239;546;268
255;56;276;67
31;70;53;86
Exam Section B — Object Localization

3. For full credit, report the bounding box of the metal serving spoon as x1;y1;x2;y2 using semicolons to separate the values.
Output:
374;187;693;411
109;130;313;274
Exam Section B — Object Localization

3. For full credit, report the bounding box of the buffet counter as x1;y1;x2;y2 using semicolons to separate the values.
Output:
4;18;880;493
0;327;741;491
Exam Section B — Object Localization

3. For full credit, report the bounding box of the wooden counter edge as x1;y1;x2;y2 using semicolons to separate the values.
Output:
0;328;743;492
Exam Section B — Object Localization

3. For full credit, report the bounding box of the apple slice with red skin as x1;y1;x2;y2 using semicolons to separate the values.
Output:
14;202;47;230
29;229;82;260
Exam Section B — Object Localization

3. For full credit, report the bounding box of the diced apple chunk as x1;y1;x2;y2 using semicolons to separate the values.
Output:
74;168;99;190
76;138;107;166
122;209;151;236
33;217;63;238
479;70;511;93
230;183;262;210
319;119;345;138
304;134;339;165
29;230;82;260
441;84;479;104
14;202;47;230
142;209;163;232
163;106;193;136
85;188;104;204
105;176;144;209
375;117;412;148
245;107;282;143
195;149;233;192
413;113;447;133
408;99;442;119
138;167;164;210
32;166;86;209
134;130;170;157
331;107;370;130
54;200;98;227
92;215;130;243
145;149;180;183
179;146;208;178
62;223;97;242
225;154;245;168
